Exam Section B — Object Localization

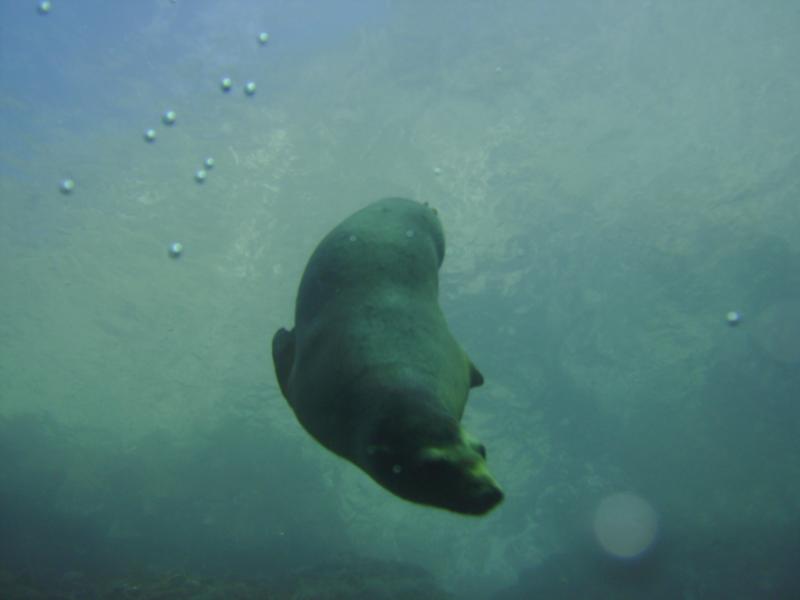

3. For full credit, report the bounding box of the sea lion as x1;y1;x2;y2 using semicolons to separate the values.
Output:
272;198;503;515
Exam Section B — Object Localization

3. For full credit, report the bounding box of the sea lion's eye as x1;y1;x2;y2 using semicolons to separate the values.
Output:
392;464;403;475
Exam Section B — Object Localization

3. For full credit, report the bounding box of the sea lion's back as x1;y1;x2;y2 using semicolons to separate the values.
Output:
295;198;444;324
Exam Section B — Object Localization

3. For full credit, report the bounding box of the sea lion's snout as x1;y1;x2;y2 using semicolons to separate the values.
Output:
410;438;504;515
468;481;504;515
462;461;504;515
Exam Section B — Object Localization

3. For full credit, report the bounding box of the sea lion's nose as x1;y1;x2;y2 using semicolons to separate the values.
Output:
469;482;504;515
486;485;504;508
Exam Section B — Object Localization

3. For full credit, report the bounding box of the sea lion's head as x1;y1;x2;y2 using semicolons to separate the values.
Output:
358;398;503;516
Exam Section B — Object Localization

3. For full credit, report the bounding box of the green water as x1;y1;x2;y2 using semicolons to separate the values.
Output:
1;1;799;598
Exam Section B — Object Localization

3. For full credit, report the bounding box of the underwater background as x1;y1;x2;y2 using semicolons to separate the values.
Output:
1;0;799;598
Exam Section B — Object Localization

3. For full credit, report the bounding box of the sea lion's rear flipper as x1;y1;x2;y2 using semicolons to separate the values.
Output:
272;327;296;399
469;361;484;388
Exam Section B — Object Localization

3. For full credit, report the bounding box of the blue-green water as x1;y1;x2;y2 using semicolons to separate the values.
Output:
1;1;799;598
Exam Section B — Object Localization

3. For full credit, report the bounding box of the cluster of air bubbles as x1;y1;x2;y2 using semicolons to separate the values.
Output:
194;157;216;184
47;15;274;263
220;77;257;96
142;109;177;143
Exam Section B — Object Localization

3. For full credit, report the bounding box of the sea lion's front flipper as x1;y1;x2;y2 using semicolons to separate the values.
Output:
272;327;296;399
469;361;484;388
